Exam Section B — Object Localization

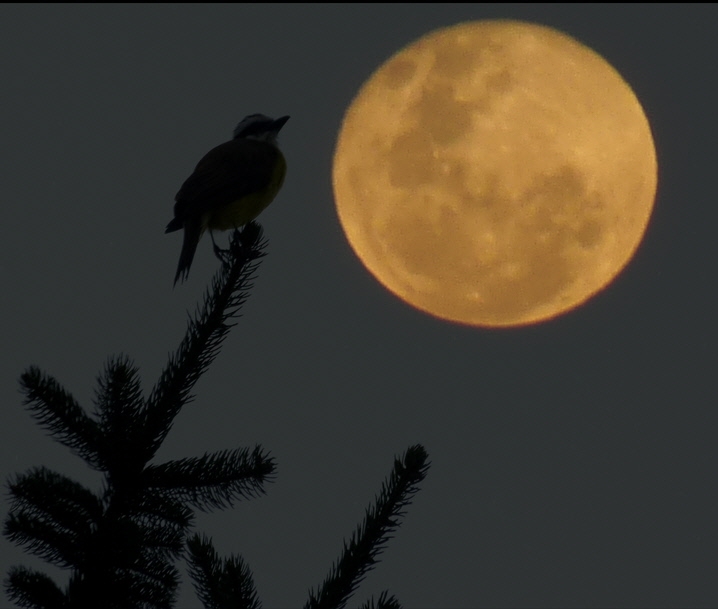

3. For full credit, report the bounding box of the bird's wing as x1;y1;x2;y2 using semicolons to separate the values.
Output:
172;139;280;220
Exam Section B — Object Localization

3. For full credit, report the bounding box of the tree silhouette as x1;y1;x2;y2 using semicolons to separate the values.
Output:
4;222;430;608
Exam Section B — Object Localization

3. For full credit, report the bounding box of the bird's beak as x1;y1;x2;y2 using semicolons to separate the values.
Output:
273;115;290;131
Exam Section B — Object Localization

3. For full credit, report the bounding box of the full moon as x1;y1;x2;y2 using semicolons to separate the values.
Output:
333;20;657;327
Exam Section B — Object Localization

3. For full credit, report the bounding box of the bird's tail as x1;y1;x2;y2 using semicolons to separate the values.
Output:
173;220;202;286
165;217;183;233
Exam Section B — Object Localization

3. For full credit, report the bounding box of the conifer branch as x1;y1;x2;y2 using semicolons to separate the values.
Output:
124;490;194;535
6;217;431;608
141;446;275;512
5;565;67;609
93;356;149;477
186;533;260;609
19;368;102;469
65;557;179;609
142;222;268;460
305;445;429;609
63;511;181;609
358;590;402;609
4;468;102;569
4;512;77;570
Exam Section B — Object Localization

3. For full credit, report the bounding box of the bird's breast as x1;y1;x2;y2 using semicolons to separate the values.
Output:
206;150;286;231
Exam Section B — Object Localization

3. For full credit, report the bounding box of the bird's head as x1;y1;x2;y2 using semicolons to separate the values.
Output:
233;114;290;143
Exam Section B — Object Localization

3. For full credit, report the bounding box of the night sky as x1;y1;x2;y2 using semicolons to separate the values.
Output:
1;4;716;608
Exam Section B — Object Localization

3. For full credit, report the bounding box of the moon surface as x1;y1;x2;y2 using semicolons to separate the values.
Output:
332;20;657;327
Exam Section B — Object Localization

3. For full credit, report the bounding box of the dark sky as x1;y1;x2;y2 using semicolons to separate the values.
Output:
2;4;716;608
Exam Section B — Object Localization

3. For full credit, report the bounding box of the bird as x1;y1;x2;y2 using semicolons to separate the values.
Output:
166;113;289;285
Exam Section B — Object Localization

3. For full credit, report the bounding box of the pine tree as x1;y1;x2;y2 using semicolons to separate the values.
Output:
5;223;430;609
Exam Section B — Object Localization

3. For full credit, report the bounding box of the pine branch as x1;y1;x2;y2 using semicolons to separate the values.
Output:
112;563;179;609
4;566;67;609
141;446;275;512
64;511;181;609
93;356;150;479
142;222;268;461
66;558;179;609
128;511;186;560
6;223;274;608
186;533;261;609
305;445;430;609
19;367;102;469
4;512;78;570
5;468;102;569
358;591;402;609
124;489;195;536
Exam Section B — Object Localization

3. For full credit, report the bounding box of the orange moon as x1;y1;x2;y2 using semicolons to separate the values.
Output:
332;20;657;327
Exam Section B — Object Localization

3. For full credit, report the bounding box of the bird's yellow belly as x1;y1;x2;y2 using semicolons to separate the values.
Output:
206;155;286;231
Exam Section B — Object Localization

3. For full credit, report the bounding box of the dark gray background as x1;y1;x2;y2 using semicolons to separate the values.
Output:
2;4;716;608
